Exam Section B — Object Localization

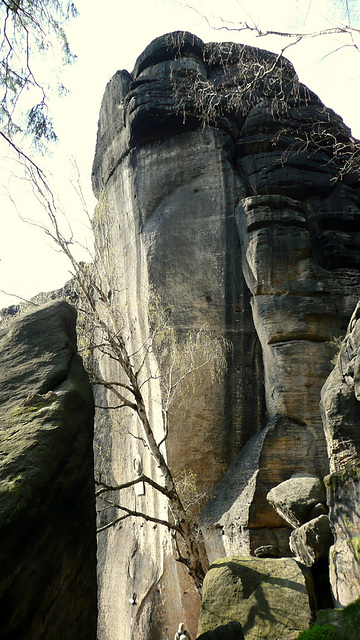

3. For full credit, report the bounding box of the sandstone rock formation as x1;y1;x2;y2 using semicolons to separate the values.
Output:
196;621;244;640
197;557;313;640
321;301;360;473
266;473;326;529
0;301;96;639
289;514;333;568
326;464;360;607
320;303;360;606
91;31;360;638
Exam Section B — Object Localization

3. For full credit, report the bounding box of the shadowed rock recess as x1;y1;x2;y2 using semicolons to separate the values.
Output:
0;301;96;640
91;32;360;639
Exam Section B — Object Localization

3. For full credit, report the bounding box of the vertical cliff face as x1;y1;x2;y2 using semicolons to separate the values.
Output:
321;302;360;606
0;301;96;640
92;32;360;638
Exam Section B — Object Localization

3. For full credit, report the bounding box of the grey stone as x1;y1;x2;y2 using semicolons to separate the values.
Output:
289;515;334;567
267;474;326;528
197;557;312;640
321;301;360;473
200;416;326;561
253;545;279;558
320;303;360;604
90;30;360;638
325;463;360;607
309;503;328;519
0;301;96;640
196;621;244;640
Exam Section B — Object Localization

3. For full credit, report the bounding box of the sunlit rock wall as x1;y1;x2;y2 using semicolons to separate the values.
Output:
92;31;360;638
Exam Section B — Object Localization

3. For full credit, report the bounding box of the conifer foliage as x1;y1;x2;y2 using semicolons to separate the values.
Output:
0;0;77;153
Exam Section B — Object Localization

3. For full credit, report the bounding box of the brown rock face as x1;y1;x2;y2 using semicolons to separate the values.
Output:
0;301;96;640
92;31;360;638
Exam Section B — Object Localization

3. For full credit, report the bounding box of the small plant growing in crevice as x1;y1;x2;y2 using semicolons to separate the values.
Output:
326;335;343;366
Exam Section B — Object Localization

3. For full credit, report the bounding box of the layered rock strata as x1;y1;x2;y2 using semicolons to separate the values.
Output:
0;301;96;640
92;32;360;638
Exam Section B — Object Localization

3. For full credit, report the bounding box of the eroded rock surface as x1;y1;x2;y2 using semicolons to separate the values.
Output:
197;557;313;640
328;464;360;607
0;301;96;640
321;301;360;473
325;464;360;607
266;473;326;529
320;304;360;605
289;515;333;567
91;31;360;638
196;621;244;640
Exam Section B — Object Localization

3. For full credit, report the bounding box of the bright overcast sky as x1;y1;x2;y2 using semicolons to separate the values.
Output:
1;0;359;308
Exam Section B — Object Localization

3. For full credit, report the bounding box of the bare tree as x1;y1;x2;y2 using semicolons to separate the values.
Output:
18;164;231;592
182;0;360;59
163;22;359;184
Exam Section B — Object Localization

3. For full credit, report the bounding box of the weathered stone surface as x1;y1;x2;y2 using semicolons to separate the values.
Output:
0;301;96;639
197;557;312;640
200;416;323;560
236;192;360;475
289;515;333;567
91;30;360;638
321;301;360;473
325;464;360;607
93;33;266;640
196;620;244;640
320;303;360;605
267;474;326;529
253;545;279;558
315;598;360;639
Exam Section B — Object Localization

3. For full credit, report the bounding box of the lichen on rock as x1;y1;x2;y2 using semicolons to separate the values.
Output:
0;301;96;639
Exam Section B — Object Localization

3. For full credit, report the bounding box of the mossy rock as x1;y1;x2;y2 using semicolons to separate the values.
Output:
296;624;341;640
196;620;244;639
0;301;96;640
296;597;360;640
198;557;312;640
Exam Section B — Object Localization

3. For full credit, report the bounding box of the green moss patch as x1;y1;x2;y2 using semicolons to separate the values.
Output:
297;597;360;640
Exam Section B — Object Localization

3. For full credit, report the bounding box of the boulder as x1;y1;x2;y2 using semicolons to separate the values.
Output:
253;545;279;558
196;621;244;640
197;557;313;640
0;301;96;639
289;515;334;567
200;417;328;561
309;503;328;519
267;474;326;528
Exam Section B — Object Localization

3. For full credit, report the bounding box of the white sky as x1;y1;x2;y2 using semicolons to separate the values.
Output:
1;0;360;308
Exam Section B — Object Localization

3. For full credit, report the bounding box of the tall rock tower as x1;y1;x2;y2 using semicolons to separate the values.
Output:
92;32;360;639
